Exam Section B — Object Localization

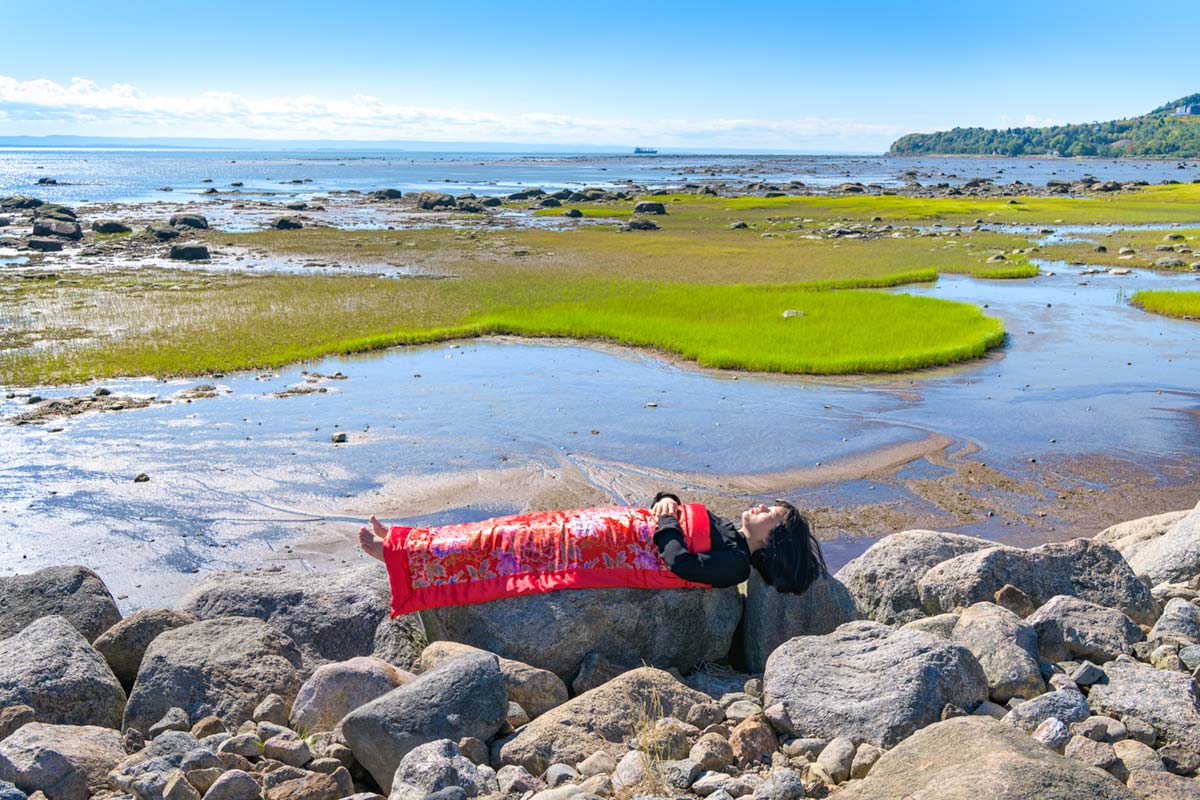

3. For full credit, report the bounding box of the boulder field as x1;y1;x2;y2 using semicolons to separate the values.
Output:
0;500;1198;799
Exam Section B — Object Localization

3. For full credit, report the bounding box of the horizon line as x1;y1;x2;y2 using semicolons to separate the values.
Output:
0;134;881;157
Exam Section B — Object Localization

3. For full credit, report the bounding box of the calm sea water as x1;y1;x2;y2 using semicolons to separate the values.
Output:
2;148;1198;206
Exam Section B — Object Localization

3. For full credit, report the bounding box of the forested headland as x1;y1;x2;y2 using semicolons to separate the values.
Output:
890;93;1200;157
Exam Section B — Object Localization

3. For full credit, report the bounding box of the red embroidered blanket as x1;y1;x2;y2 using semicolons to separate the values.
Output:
383;503;713;616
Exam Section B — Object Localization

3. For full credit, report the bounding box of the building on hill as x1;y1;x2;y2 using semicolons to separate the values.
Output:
1174;104;1200;116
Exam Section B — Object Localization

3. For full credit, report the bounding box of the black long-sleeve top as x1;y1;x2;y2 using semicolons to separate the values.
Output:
650;492;752;588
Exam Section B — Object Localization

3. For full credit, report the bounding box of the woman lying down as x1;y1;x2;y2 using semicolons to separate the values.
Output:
357;492;827;617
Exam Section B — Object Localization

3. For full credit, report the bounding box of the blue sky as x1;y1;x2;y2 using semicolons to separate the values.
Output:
1;0;1197;152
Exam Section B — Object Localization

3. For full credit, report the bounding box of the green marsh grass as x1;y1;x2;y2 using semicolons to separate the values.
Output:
2;210;1034;385
471;280;1005;374
1130;290;1200;320
0;268;1001;384
534;184;1200;226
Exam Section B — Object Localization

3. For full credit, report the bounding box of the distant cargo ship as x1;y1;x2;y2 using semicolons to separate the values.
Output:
633;147;658;154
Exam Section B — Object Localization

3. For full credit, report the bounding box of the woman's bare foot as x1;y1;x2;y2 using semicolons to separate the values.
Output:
358;515;388;562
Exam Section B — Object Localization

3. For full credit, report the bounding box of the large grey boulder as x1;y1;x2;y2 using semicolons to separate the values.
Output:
835;716;1134;800
92;608;197;690
1096;508;1192;556
0;616;125;728
1149;598;1200;644
917;538;1159;625
834;530;995;624
0;723;125;800
419;642;568;719
1126;504;1200;585
123;616;305;732
1087;658;1200;749
496;666;711;775
388;739;496;800
0;566;121;642
420;586;741;682
950;602;1045;703
177;565;391;667
1025;595;1143;663
761;621;988;748
736;570;858;672
341;651;507;792
1097;502;1199;585
290;656;412;733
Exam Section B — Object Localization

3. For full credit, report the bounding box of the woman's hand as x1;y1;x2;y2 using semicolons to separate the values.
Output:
651;497;680;518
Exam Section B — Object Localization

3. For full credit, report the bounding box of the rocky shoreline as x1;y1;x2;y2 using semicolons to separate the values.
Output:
0;174;1184;275
2;501;1199;799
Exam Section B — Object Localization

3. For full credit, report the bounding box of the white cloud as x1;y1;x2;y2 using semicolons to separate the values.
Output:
0;75;902;150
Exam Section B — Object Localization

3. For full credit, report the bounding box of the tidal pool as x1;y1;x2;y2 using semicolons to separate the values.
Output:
1;265;1197;608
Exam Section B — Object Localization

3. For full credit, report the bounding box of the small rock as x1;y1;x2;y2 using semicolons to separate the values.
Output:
725;699;762;723
1158;742;1200;776
496;764;542;794
685;702;724;729
1002;688;1089;733
190;716;226;739
169;243;210;261
849;742;882;779
1031;717;1071;752
91;220;133;234
506;700;529;729
254;695;290;727
1069;661;1105;686
815;737;855;783
577;750;616;777
621;217;659;231
729;713;778;768
544;763;577;787
993;584;1037;618
1110;738;1164;782
216;734;263;759
1063;735;1117;770
456;737;488;766
330;433;348;444
150;708;192;737
169;214;209;230
690;731;734;771
659;758;702;790
186;768;225;795
201;769;260;800
262;733;311;767
163;769;201;800
264;772;340;800
1070;715;1127;743
751;767;805;800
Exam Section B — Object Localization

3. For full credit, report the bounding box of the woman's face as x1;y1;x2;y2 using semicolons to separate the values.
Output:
741;504;790;551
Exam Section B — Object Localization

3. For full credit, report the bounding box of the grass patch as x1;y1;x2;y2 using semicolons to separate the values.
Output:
3;209;1037;385
1130;289;1200;320
0;267;1002;384
472;281;1005;374
521;184;1200;228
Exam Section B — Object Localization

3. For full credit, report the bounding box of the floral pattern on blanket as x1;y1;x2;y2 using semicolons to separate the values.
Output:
406;506;668;588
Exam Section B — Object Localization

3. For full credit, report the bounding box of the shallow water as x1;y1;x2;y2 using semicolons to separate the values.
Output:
3;148;1198;206
1;264;1197;607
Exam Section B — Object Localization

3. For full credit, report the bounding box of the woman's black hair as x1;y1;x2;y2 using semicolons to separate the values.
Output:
754;500;827;594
